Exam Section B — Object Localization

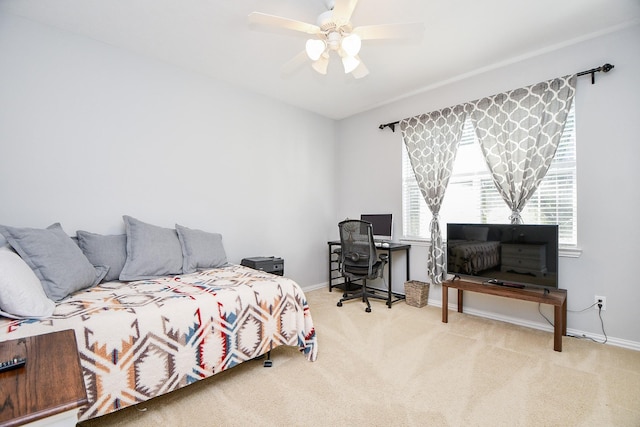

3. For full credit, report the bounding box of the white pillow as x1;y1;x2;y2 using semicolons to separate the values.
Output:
0;246;56;319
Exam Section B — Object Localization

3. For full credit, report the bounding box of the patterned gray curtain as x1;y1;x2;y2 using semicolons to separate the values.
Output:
467;75;576;224
400;105;466;285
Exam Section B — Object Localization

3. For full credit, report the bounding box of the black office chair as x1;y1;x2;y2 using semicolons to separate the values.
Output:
336;219;389;312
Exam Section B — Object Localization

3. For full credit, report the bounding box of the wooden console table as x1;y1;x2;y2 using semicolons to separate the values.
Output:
442;279;567;352
0;329;88;427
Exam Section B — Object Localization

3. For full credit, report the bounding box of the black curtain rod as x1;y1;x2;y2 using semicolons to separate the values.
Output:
378;62;615;132
576;62;614;84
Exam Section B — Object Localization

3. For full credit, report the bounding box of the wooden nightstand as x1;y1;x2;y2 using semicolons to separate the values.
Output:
0;329;88;427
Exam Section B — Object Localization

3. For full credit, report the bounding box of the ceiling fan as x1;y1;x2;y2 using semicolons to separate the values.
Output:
248;0;424;79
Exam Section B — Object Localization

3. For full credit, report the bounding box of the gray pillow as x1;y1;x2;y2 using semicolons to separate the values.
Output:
176;224;228;274
119;216;183;281
0;223;108;301
0;246;56;319
76;231;127;282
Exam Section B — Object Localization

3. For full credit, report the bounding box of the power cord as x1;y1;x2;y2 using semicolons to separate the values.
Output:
538;304;554;326
538;301;608;344
568;301;598;313
594;304;608;344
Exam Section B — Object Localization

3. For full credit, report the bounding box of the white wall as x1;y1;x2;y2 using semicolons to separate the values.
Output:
1;12;638;348
335;24;640;347
0;14;336;287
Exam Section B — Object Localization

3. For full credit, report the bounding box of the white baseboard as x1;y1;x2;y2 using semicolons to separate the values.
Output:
432;298;640;352
303;282;328;292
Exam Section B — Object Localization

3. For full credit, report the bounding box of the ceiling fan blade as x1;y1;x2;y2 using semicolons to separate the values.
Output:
312;55;330;75
351;57;369;79
248;12;321;35
353;23;425;40
332;0;359;25
281;51;310;75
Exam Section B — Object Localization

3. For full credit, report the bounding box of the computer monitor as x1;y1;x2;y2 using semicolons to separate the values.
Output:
360;214;393;241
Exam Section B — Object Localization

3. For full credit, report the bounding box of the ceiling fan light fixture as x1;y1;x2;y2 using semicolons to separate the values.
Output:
326;31;342;50
250;0;423;79
341;33;361;56
305;39;326;61
342;55;360;74
312;55;329;75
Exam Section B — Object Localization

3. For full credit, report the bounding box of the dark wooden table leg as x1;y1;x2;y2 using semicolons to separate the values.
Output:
442;284;449;323
562;295;567;336
457;289;464;313
554;304;563;352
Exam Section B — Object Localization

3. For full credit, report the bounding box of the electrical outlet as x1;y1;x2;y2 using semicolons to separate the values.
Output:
594;295;606;311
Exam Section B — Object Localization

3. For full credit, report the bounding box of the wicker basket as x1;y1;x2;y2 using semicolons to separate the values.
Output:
404;280;429;308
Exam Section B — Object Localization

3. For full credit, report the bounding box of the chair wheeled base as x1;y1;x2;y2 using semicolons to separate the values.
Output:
337;280;389;312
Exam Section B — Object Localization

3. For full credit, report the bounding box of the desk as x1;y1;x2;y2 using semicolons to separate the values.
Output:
442;279;567;352
328;241;411;307
0;329;88;426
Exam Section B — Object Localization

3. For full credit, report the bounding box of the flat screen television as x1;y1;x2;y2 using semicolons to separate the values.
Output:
360;214;393;241
446;223;559;290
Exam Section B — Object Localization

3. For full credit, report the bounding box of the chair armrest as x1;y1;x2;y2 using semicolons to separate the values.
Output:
375;254;389;279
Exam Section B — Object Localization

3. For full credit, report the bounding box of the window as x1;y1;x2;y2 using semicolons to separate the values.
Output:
402;104;576;246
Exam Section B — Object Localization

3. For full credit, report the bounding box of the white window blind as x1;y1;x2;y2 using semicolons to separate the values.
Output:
402;104;577;246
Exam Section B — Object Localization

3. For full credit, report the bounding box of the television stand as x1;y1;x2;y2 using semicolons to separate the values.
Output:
442;279;567;351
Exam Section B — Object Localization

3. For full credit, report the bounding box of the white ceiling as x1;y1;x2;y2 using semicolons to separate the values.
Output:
1;0;639;120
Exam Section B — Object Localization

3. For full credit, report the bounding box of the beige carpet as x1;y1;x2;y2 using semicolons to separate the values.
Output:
79;288;640;427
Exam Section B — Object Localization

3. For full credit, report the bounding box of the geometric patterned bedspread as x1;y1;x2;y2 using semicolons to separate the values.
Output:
0;264;317;421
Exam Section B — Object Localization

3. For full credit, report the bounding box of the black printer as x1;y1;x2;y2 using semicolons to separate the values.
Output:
241;256;284;276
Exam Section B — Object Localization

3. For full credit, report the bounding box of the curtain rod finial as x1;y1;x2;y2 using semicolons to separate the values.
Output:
602;63;614;73
379;121;399;132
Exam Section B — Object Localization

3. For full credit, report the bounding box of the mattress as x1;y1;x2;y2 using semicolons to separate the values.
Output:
0;264;317;420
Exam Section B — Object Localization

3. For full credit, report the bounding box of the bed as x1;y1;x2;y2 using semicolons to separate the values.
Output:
0;264;317;421
447;240;501;275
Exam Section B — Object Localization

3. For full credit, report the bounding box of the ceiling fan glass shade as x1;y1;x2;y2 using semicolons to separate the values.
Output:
342;55;360;74
351;58;369;79
341;33;361;56
312;56;329;75
305;39;326;61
